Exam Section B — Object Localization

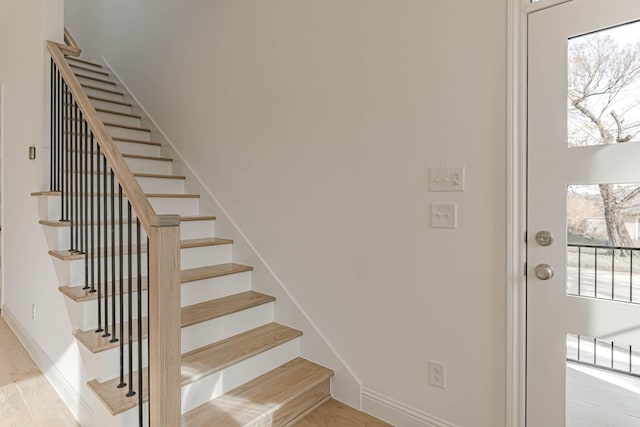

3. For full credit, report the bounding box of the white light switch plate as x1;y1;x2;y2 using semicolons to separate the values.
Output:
431;204;457;228
429;166;465;192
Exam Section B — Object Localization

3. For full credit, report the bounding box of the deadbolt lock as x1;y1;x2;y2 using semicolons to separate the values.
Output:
535;231;554;247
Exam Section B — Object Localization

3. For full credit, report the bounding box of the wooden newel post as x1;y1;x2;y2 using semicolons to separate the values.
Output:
148;215;181;427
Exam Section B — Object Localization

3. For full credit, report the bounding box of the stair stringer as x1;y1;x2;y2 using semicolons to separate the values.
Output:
102;57;363;409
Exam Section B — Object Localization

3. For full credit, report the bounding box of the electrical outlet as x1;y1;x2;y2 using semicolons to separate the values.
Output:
431;204;457;229
429;360;446;389
31;303;36;321
429;166;465;192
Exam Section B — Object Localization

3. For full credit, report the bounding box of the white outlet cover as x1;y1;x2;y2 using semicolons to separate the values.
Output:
429;166;465;192
429;360;446;389
431;204;457;229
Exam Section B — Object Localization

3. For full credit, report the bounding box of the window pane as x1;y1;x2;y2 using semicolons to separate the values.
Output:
568;21;640;148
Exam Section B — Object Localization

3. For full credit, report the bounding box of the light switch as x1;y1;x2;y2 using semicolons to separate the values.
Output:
431;204;457;229
429;166;465;192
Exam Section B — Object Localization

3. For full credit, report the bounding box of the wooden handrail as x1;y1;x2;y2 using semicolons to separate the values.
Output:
46;41;179;231
48;34;181;426
63;28;82;57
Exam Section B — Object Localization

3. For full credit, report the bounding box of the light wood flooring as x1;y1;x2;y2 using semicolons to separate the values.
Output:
0;315;79;426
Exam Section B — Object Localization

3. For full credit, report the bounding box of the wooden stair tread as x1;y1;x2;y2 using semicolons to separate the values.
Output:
103;122;151;132
67;57;103;68
65;150;171;161
39;215;214;228
87;323;300;415
88;368;149;416
49;237;232;260
76;291;272;354
182;357;334;427
74;317;149;353
59;276;149;302
59;259;236;305
181;263;253;284
112;136;160;146
75;73;116;86
68;171;184;179
292;399;392;426
31;191;198;198
182;291;273;328
70;63;109;76
181;323;302;386
94;108;142;120
88;95;132;107
80;84;124;96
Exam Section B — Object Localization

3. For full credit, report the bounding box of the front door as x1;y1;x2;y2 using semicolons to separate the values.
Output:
528;1;640;425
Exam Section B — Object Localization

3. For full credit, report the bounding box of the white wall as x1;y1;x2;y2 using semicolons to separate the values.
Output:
65;2;507;426
0;2;95;424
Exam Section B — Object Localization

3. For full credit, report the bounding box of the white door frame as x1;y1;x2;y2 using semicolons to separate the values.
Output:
507;0;573;426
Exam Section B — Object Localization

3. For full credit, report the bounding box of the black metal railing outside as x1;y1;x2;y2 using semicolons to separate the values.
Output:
567;334;640;378
51;58;150;425
567;243;640;304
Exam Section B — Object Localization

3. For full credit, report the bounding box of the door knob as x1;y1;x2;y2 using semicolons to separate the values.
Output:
535;264;554;280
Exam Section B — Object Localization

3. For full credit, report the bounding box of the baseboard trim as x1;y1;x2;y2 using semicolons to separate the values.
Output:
2;305;95;425
362;388;460;427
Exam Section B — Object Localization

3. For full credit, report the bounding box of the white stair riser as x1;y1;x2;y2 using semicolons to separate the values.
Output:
97;111;141;128
89;99;132;115
105;126;151;142
95;302;275;380
182;302;274;354
181;271;251;307
70;66;111;80
180;244;232;270
114;141;161;158
81;292;149;331
181;339;299;413
54;255;149;287
45;220;212;250
77;76;118;92
135;176;184;194
149;197;199;216
96;341;148;383
125;157;172;175
82;87;124;102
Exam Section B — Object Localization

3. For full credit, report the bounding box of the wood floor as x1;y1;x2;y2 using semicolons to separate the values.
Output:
0;315;79;426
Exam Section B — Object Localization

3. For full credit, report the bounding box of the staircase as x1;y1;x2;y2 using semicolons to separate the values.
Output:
34;45;390;427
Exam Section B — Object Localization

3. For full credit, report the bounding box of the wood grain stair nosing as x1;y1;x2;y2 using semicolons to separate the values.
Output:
87;323;302;416
103;122;152;132
31;191;198;198
94;108;142;120
76;291;274;354
58;262;249;303
65;151;172;162
49;237;233;261
79;84;124;96
74;73;116;86
67;57;103;68
66;171;185;180
88;95;132;107
181;357;334;426
69;63;109;76
39;215;215;228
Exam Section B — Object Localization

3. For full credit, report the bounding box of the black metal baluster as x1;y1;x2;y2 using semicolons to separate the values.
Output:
578;247;581;296
103;157;110;338
611;342;615;369
631;250;634;304
74;101;79;251
70;100;76;251
83;120;89;290
110;170;118;344
127;202;135;398
64;83;70;222
50;59;54;192
58;68;62;192
137;218;143;425
118;185;126;389
594;249;598;298
90;133;96;293
96;145;103;333
612;249;615;300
